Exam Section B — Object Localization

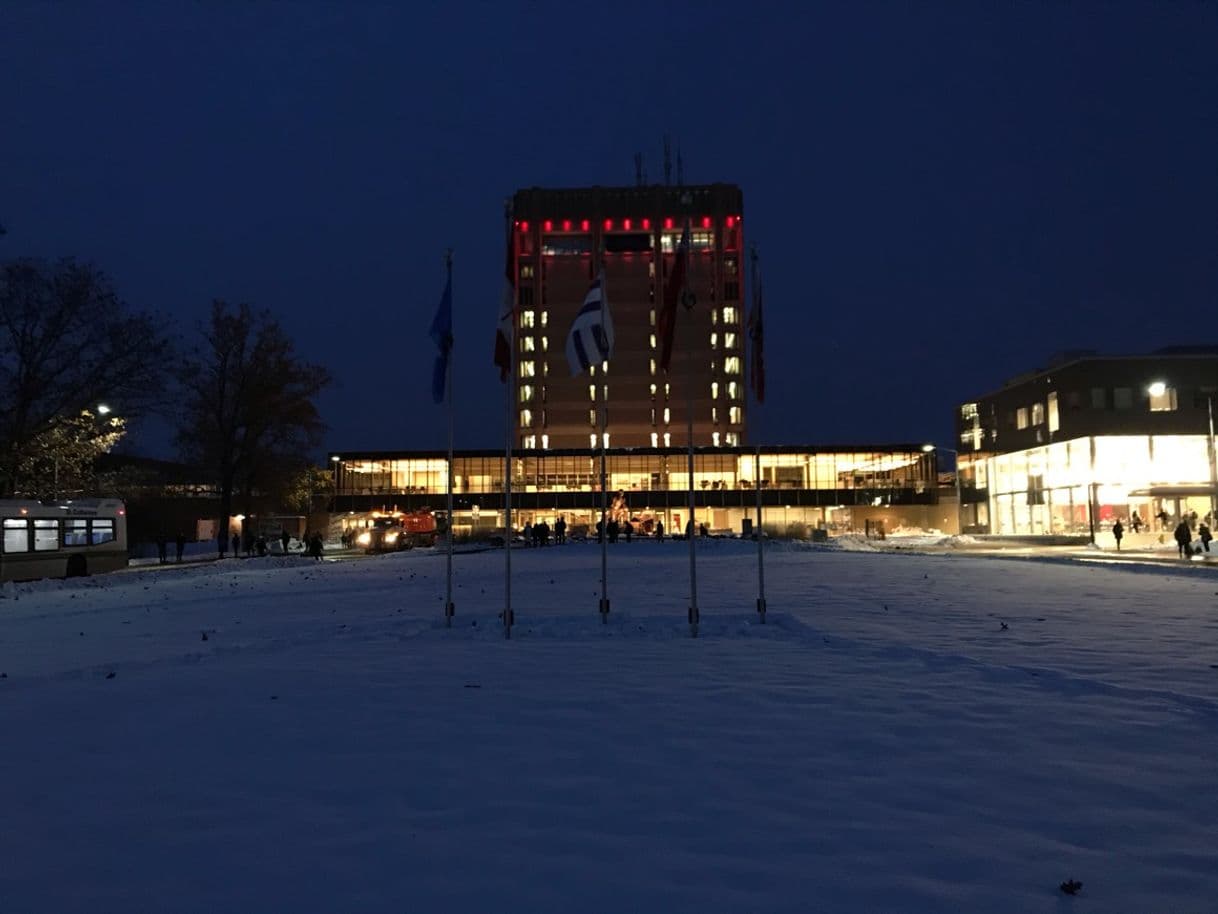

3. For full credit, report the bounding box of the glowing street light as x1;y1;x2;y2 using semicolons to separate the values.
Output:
923;443;963;535
1147;381;1167;398
96;403;112;415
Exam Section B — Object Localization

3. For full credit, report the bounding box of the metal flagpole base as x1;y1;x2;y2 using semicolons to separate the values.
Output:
502;608;514;640
756;597;766;623
599;597;610;623
688;606;699;638
445;602;455;627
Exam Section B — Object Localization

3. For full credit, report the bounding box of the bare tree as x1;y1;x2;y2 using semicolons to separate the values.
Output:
0;258;168;496
176;301;331;554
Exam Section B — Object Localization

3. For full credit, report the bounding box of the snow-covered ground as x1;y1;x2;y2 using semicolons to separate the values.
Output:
2;542;1217;913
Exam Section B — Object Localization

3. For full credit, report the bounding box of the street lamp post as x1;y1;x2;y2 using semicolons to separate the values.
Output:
923;444;963;535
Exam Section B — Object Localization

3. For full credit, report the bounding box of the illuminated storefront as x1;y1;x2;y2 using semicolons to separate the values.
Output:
957;348;1218;537
328;446;946;538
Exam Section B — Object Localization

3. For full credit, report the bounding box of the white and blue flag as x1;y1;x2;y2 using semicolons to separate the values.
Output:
565;271;614;376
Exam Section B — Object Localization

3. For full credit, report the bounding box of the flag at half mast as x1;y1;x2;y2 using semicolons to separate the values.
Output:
565;271;614;376
657;220;690;373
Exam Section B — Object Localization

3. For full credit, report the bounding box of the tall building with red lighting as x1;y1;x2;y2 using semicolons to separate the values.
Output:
510;183;746;449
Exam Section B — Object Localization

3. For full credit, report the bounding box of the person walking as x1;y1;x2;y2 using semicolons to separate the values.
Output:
231;532;241;557
156;533;168;565
1199;522;1213;554
522;521;533;547
1174;520;1192;558
309;532;323;561
175;532;186;563
1131;511;1142;534
281;529;291;555
1112;519;1124;551
655;519;664;542
554;516;566;545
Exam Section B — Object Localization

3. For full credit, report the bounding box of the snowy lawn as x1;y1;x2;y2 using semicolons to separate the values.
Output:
2;542;1217;913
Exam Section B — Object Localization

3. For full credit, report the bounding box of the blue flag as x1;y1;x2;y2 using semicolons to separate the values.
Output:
429;266;453;404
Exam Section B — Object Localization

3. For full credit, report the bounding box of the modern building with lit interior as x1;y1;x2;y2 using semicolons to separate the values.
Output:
328;445;951;539
510;183;746;449
956;347;1218;537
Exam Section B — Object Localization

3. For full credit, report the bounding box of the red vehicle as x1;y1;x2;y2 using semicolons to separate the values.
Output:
354;510;437;552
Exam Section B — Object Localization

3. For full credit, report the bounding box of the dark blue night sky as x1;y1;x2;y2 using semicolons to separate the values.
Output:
5;2;1215;455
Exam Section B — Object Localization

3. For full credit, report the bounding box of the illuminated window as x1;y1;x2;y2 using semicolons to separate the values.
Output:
542;362;549;377
724;332;737;348
650;408;656;424
1031;403;1044;426
650;358;656;375
712;407;718;423
540;311;548;327
541;434;549;449
590;365;596;376
712;432;721;447
651;432;659;447
520;361;535;378
520;409;533;427
663;407;671;423
541;337;549;352
521;311;536;328
663;432;671;447
589;409;597;426
726;433;740;446
1047;392;1060;432
649;383;657;398
729;406;741;424
1016;408;1029;429
724;356;741;375
589;384;596;401
521;336;535;352
711;382;719;399
665;383;671;397
520;265;535;279
519;385;534;403
601;361;608;373
649;334;657;349
722;307;738;323
1149;386;1177;411
602;432;610;448
711;309;718;326
523;435;536;448
710;332;718;348
649;309;656;326
1114;387;1133;409
589;433;597;447
727;381;738;400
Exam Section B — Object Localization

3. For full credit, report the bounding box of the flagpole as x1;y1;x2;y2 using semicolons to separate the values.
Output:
681;207;699;638
598;265;610;623
503;202;515;640
751;244;766;623
445;250;455;627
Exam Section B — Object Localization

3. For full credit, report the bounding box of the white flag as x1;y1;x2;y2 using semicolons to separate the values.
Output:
565;271;614;376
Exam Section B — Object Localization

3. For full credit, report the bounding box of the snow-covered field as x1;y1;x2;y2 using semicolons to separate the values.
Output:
2;542;1217;913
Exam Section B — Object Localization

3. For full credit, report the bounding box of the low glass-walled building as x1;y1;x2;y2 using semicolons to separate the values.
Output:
328;445;946;538
957;348;1218;536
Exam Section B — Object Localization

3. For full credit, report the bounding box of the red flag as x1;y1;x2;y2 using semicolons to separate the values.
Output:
657;221;690;374
494;218;515;382
748;276;765;404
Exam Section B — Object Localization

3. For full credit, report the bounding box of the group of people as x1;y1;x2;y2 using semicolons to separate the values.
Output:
154;532;189;564
522;517;565;546
1111;509;1213;557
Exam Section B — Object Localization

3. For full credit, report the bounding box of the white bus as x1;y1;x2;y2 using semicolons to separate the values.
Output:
0;499;129;582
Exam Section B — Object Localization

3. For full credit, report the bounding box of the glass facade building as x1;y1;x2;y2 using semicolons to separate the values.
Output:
329;445;945;539
957;349;1218;536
